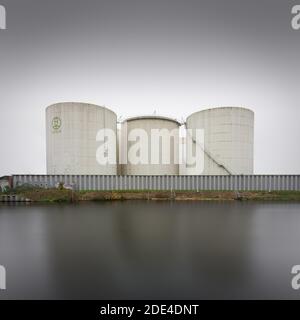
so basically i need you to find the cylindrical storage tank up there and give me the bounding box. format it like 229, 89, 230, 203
46, 102, 117, 175
120, 116, 180, 175
185, 107, 254, 175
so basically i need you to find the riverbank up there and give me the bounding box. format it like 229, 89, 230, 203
2, 188, 300, 202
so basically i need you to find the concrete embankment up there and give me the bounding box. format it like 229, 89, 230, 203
0, 194, 32, 203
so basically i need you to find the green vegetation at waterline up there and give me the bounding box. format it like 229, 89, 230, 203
1, 188, 300, 203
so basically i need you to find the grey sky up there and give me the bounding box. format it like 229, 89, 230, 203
0, 0, 299, 175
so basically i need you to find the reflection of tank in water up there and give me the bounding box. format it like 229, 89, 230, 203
112, 201, 253, 299
32, 201, 254, 299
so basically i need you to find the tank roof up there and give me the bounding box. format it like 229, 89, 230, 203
46, 102, 117, 115
123, 115, 181, 125
187, 106, 254, 121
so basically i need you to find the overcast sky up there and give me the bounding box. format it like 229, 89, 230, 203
0, 0, 299, 175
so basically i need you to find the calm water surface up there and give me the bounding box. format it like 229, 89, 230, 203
0, 201, 300, 299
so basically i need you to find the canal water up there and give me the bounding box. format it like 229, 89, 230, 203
0, 201, 300, 299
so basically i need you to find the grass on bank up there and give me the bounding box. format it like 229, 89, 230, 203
2, 187, 300, 202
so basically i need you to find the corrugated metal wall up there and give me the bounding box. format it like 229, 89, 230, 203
12, 175, 300, 191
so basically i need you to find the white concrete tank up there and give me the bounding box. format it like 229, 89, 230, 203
120, 116, 180, 175
46, 102, 117, 175
185, 107, 254, 175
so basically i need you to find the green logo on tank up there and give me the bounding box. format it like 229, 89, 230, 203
52, 117, 62, 130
